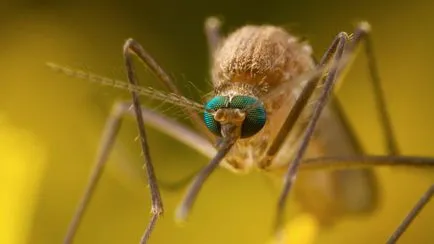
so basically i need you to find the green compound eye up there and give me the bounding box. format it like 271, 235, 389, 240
203, 95, 266, 138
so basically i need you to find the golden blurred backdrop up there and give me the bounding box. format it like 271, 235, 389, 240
1, 0, 434, 244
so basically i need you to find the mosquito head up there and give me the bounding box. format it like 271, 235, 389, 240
203, 95, 266, 139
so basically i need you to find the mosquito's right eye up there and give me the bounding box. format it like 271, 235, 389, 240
203, 96, 228, 136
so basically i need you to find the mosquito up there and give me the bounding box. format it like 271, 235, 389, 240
48, 16, 434, 244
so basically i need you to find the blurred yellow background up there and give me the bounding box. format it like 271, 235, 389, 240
1, 0, 434, 243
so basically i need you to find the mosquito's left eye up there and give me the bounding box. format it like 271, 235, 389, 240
231, 96, 266, 138
204, 96, 228, 136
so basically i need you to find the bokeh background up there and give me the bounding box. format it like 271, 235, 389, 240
1, 0, 434, 243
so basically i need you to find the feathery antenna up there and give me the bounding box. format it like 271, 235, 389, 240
46, 62, 205, 112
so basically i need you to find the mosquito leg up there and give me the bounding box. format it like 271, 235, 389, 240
123, 38, 214, 142
387, 184, 434, 244
175, 136, 236, 222
63, 101, 138, 244
275, 32, 349, 231
345, 22, 399, 155
300, 155, 434, 171
124, 39, 163, 244
204, 16, 223, 56
264, 31, 348, 163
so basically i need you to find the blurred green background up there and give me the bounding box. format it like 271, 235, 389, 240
1, 0, 434, 243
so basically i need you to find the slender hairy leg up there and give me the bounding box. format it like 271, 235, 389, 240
123, 38, 214, 142
175, 135, 236, 221
265, 29, 347, 161
274, 30, 350, 231
346, 23, 399, 155
265, 23, 387, 162
123, 39, 164, 244
315, 22, 398, 157
301, 155, 434, 171
387, 184, 434, 244
63, 101, 127, 244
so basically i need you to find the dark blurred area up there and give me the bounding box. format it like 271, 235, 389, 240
1, 0, 434, 243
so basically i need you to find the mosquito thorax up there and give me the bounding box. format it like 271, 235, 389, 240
203, 95, 266, 139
